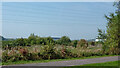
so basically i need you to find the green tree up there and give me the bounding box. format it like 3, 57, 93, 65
97, 29, 107, 44
44, 37, 54, 45
36, 38, 46, 45
28, 33, 37, 45
103, 1, 120, 55
57, 36, 71, 45
15, 38, 25, 46
71, 40, 78, 47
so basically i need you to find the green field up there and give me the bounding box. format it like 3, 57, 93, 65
63, 61, 119, 68
81, 61, 119, 66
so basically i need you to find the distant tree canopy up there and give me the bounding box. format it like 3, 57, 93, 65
0, 36, 14, 41
2, 33, 94, 50
44, 37, 55, 45
56, 36, 71, 45
28, 33, 38, 45
36, 37, 46, 45
15, 38, 26, 46
2, 34, 72, 48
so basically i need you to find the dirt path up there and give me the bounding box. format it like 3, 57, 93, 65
2, 56, 119, 68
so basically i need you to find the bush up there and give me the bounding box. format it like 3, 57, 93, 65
77, 39, 88, 48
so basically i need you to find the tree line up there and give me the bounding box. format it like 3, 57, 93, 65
2, 33, 97, 50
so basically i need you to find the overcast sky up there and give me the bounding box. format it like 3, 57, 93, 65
2, 2, 116, 40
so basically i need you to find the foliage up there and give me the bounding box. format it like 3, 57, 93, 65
44, 37, 55, 45
56, 36, 71, 46
77, 39, 88, 48
36, 38, 46, 45
102, 1, 120, 55
28, 33, 38, 45
15, 38, 26, 46
90, 42, 95, 46
71, 40, 78, 47
97, 29, 106, 39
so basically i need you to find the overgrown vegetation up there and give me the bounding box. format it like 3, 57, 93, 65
2, 34, 103, 63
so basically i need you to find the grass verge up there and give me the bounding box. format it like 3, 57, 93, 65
81, 61, 119, 66
2, 55, 118, 65
62, 61, 119, 68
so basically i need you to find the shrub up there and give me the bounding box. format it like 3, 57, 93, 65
77, 39, 88, 48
